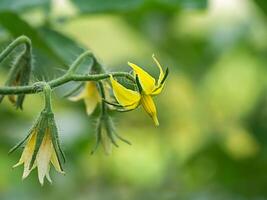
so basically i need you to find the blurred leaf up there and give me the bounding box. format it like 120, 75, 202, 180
0, 11, 66, 65
70, 0, 207, 13
159, 0, 207, 9
254, 0, 267, 16
39, 28, 86, 64
0, 0, 49, 12
0, 11, 90, 79
71, 0, 143, 13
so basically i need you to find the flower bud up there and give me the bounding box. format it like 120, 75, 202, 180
91, 115, 131, 155
10, 83, 65, 185
0, 47, 32, 109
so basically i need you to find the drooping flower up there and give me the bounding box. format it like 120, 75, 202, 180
91, 115, 131, 155
11, 111, 65, 185
69, 81, 101, 115
110, 55, 168, 126
0, 48, 32, 109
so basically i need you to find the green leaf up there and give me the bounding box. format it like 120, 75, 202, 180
71, 0, 143, 13
70, 0, 207, 13
0, 11, 66, 65
0, 0, 49, 12
160, 0, 207, 9
39, 28, 85, 64
254, 0, 267, 16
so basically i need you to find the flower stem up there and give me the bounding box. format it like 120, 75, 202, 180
43, 83, 52, 112
0, 35, 31, 64
0, 72, 134, 95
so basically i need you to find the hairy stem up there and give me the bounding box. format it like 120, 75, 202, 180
0, 72, 134, 95
0, 35, 31, 64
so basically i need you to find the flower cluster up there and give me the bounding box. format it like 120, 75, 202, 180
1, 37, 168, 185
69, 55, 168, 154
10, 84, 65, 185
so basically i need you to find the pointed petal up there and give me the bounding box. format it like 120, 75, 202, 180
45, 166, 52, 183
110, 75, 140, 109
140, 95, 159, 126
22, 165, 33, 179
152, 84, 165, 95
152, 54, 164, 84
51, 149, 65, 174
83, 82, 100, 115
68, 90, 85, 101
14, 131, 37, 179
128, 62, 155, 94
36, 131, 53, 185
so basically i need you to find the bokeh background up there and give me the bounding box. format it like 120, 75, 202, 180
1, 0, 267, 199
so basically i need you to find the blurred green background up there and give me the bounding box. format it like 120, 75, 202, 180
1, 0, 267, 199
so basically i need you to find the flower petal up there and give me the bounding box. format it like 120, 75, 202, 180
68, 90, 85, 102
140, 95, 159, 126
83, 82, 101, 115
152, 54, 164, 85
36, 130, 53, 185
110, 75, 140, 109
13, 131, 37, 179
128, 62, 155, 94
152, 84, 165, 95
51, 149, 65, 174
45, 166, 52, 184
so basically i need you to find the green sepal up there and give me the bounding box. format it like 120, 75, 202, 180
29, 110, 48, 169
8, 113, 42, 154
102, 98, 137, 109
111, 108, 135, 113
49, 115, 65, 171
108, 117, 131, 145
102, 98, 124, 107
104, 116, 118, 147
160, 68, 169, 85
91, 119, 102, 155
135, 75, 143, 93
113, 131, 131, 145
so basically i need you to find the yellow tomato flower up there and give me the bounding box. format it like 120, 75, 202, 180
11, 107, 65, 185
69, 81, 101, 115
13, 127, 64, 185
110, 55, 168, 126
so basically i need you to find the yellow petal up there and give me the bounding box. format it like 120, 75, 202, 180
36, 130, 53, 185
45, 165, 52, 184
110, 75, 140, 109
51, 149, 64, 174
83, 82, 101, 115
140, 95, 159, 126
128, 62, 155, 94
13, 131, 37, 179
151, 83, 165, 95
152, 54, 164, 85
70, 82, 100, 115
68, 91, 85, 101
151, 55, 168, 95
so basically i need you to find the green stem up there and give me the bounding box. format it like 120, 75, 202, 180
0, 41, 135, 97
0, 35, 31, 64
97, 81, 107, 115
67, 51, 93, 74
0, 72, 134, 95
43, 83, 52, 112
